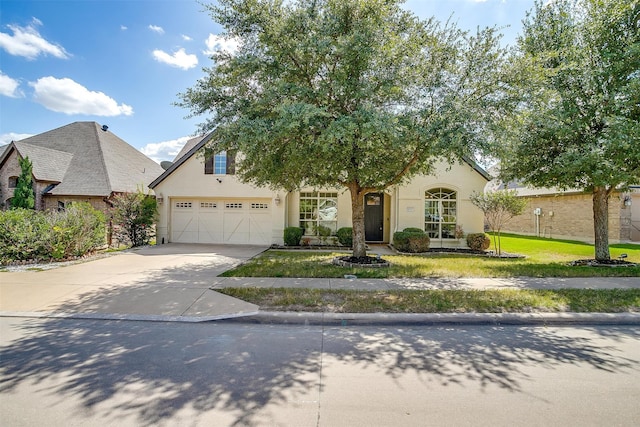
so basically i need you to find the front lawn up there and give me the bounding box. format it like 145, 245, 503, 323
221, 233, 640, 278
218, 288, 640, 313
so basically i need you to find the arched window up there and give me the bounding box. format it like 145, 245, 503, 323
425, 188, 457, 239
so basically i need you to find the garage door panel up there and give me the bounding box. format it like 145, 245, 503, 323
171, 198, 272, 244
171, 201, 198, 243
223, 212, 250, 243
198, 208, 223, 243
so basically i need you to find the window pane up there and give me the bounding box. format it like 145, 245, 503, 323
299, 191, 338, 236
214, 151, 227, 174
424, 188, 457, 239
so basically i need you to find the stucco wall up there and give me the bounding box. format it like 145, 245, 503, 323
502, 192, 634, 243
153, 154, 489, 247
393, 161, 488, 247
152, 154, 285, 245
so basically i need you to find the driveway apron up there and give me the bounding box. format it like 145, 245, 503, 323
0, 244, 267, 322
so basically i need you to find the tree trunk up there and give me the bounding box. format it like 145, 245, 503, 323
349, 185, 367, 258
592, 186, 611, 261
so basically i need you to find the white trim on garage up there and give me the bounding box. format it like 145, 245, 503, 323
170, 198, 272, 244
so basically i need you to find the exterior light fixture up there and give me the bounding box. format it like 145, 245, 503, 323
274, 195, 281, 206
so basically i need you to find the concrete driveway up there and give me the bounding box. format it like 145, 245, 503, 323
0, 244, 268, 321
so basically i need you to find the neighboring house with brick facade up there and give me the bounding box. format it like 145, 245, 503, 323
0, 122, 164, 212
494, 185, 640, 244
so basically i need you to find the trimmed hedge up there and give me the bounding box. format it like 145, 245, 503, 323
466, 232, 490, 251
283, 227, 303, 246
394, 228, 430, 253
336, 227, 353, 247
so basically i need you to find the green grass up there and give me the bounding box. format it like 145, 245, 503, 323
221, 233, 640, 278
217, 287, 640, 313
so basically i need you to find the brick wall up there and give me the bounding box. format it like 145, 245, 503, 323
502, 192, 632, 243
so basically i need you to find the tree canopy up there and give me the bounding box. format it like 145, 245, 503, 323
499, 0, 640, 260
180, 0, 516, 256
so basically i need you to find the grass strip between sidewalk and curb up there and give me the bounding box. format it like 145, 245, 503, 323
216, 288, 640, 314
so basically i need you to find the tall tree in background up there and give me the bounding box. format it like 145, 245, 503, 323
180, 0, 515, 258
11, 156, 35, 210
500, 0, 640, 261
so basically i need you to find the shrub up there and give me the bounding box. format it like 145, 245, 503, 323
111, 191, 157, 247
336, 227, 353, 247
0, 208, 48, 262
466, 232, 490, 251
393, 229, 430, 253
403, 227, 425, 234
0, 203, 106, 263
284, 226, 303, 246
47, 203, 106, 259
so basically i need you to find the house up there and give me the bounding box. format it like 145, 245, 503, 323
0, 122, 164, 212
494, 185, 640, 243
150, 132, 490, 247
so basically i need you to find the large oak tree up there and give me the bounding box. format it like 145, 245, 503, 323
500, 0, 640, 261
179, 0, 515, 257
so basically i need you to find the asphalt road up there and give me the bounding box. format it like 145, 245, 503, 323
1, 318, 639, 426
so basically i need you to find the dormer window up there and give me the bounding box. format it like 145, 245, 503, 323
204, 150, 236, 175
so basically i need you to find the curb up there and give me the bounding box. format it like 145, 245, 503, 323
0, 310, 259, 324
3, 310, 640, 326
221, 311, 640, 326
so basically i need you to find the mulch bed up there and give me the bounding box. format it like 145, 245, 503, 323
568, 259, 638, 267
333, 255, 390, 268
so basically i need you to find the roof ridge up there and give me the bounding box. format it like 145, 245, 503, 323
93, 122, 113, 193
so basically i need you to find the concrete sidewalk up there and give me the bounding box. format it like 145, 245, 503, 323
1, 244, 639, 325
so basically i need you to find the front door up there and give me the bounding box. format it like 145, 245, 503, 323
364, 193, 384, 241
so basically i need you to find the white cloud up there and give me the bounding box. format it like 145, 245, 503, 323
0, 71, 22, 98
203, 34, 240, 56
30, 76, 134, 116
152, 48, 198, 70
182, 34, 193, 41
0, 132, 34, 145
0, 18, 70, 60
139, 136, 191, 162
121, 25, 128, 31
149, 25, 165, 34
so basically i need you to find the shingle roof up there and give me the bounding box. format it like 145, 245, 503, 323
8, 122, 164, 196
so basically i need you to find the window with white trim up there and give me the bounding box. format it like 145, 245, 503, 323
299, 192, 338, 235
175, 202, 192, 208
425, 188, 457, 239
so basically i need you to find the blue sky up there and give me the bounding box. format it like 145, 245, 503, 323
0, 0, 535, 162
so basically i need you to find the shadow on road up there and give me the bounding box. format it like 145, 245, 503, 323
2, 314, 639, 425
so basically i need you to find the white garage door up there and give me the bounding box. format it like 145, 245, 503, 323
171, 199, 272, 244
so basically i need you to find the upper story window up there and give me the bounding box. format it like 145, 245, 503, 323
425, 187, 457, 239
8, 176, 18, 188
205, 150, 236, 175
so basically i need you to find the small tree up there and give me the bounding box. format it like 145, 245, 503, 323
470, 190, 526, 255
111, 190, 157, 247
11, 156, 35, 210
